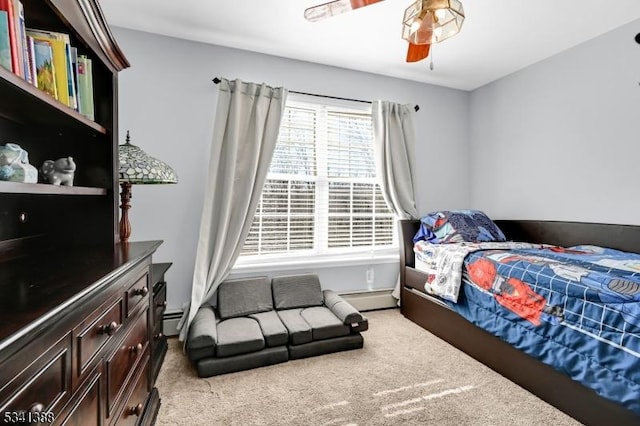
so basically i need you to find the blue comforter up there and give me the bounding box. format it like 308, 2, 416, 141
448, 245, 640, 414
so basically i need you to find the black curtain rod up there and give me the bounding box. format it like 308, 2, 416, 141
212, 77, 419, 112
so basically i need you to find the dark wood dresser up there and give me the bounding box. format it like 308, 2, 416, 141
0, 242, 163, 425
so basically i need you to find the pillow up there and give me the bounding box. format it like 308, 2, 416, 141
272, 274, 324, 310
413, 210, 506, 244
217, 276, 274, 319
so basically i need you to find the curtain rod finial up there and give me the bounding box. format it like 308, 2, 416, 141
414, 105, 420, 112
213, 77, 221, 84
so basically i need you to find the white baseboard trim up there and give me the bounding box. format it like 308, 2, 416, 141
339, 288, 398, 312
163, 311, 183, 337
162, 289, 398, 337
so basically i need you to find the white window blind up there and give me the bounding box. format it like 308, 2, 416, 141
241, 97, 395, 258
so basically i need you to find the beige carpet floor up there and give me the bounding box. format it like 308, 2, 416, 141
155, 309, 581, 425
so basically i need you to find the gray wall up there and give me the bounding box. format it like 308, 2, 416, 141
469, 19, 640, 224
112, 27, 469, 312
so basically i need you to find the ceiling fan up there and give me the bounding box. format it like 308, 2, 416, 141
304, 0, 465, 63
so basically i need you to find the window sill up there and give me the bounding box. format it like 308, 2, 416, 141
232, 251, 400, 274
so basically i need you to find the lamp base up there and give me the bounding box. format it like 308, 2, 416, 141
119, 182, 132, 243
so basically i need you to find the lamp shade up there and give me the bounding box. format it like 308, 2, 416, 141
118, 131, 178, 184
402, 0, 465, 45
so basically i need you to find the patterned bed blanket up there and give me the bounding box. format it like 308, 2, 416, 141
415, 241, 640, 334
415, 241, 640, 414
413, 241, 545, 302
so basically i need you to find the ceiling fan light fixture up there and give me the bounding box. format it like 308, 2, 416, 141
402, 0, 464, 45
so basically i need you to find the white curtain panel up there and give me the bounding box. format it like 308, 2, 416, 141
372, 101, 419, 302
178, 79, 287, 341
372, 100, 418, 220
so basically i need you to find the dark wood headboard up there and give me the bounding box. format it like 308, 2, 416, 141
494, 220, 640, 253
399, 220, 420, 270
399, 219, 640, 272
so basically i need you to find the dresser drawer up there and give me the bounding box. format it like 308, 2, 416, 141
105, 310, 148, 418
75, 296, 124, 384
125, 272, 150, 318
153, 283, 167, 331
152, 281, 166, 338
114, 357, 150, 426
0, 333, 72, 422
56, 366, 102, 426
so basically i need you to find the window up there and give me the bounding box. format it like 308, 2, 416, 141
240, 96, 396, 260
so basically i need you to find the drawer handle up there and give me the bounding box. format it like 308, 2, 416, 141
98, 321, 120, 336
133, 287, 149, 297
29, 403, 44, 414
129, 343, 143, 354
128, 403, 144, 417
156, 301, 167, 308
14, 403, 44, 422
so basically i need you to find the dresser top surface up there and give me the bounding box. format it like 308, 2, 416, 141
0, 240, 162, 351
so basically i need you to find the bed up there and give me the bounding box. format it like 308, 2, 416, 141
399, 217, 640, 426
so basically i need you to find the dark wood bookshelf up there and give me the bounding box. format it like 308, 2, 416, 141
0, 181, 107, 195
0, 1, 161, 425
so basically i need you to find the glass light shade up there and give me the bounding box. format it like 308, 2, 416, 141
118, 132, 178, 184
402, 0, 464, 45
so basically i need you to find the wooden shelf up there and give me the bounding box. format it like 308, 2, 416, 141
0, 181, 107, 195
0, 67, 106, 134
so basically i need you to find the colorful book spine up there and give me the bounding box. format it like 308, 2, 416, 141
0, 0, 18, 75
86, 56, 94, 119
32, 38, 57, 99
69, 46, 79, 109
0, 10, 11, 71
64, 42, 76, 109
15, 0, 29, 83
77, 54, 93, 120
26, 34, 35, 85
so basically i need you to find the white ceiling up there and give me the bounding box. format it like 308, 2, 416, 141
100, 0, 640, 91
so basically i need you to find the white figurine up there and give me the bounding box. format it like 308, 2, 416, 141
41, 157, 76, 186
0, 143, 38, 183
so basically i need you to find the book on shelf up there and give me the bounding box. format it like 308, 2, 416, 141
25, 34, 35, 85
69, 46, 80, 108
0, 3, 96, 119
64, 43, 76, 109
86, 56, 94, 120
26, 29, 70, 107
15, 0, 30, 84
0, 10, 10, 71
32, 38, 57, 99
69, 46, 80, 91
0, 0, 19, 75
77, 54, 94, 120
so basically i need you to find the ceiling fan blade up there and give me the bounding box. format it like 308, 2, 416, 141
304, 0, 384, 23
406, 43, 430, 63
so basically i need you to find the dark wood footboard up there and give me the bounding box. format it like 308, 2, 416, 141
398, 219, 640, 426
